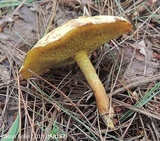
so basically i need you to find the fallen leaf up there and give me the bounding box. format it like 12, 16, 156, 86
0, 6, 43, 70
133, 0, 157, 16
136, 40, 146, 56
0, 15, 13, 32
124, 60, 159, 80
0, 64, 10, 81
123, 40, 159, 81
54, 5, 78, 26
134, 40, 147, 61
59, 0, 94, 7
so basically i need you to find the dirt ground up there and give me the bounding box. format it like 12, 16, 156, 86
0, 0, 160, 141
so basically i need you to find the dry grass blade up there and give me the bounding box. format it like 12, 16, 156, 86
30, 71, 93, 126
114, 98, 160, 121
112, 73, 160, 95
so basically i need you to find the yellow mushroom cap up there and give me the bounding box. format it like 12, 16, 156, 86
20, 15, 132, 79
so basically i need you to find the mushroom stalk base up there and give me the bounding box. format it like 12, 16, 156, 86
74, 51, 114, 128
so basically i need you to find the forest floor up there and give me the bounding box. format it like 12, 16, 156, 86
0, 0, 160, 140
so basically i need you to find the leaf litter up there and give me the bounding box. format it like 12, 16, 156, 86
124, 40, 159, 82
0, 0, 160, 140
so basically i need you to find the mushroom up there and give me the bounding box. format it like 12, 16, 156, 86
20, 15, 132, 128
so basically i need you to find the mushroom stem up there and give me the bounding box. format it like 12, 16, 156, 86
74, 51, 114, 128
